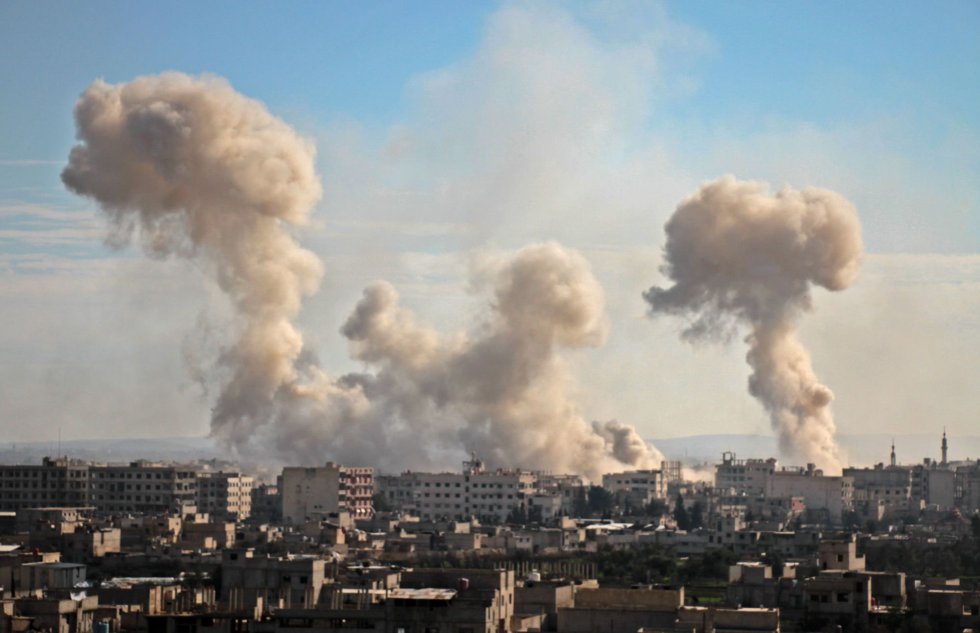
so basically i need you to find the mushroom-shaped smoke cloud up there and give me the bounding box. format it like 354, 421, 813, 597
643, 176, 863, 473
62, 73, 662, 479
62, 73, 323, 447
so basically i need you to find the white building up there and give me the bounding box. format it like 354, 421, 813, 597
767, 466, 853, 523
601, 469, 667, 506
377, 456, 543, 523
715, 453, 777, 496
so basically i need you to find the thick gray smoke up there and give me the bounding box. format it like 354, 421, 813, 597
643, 176, 863, 473
62, 73, 323, 447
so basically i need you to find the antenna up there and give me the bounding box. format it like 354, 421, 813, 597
58, 427, 62, 459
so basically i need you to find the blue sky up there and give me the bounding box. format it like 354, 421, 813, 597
0, 1, 977, 452
2, 1, 977, 252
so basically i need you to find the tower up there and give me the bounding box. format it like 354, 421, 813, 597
941, 429, 948, 466
890, 439, 896, 467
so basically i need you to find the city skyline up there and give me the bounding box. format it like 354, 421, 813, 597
1, 2, 977, 471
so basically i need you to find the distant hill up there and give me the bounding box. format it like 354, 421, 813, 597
1, 432, 977, 470
0, 436, 221, 465
650, 433, 980, 468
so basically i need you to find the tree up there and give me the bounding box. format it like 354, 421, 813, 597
572, 486, 589, 517
506, 505, 528, 524
372, 492, 392, 512
587, 485, 614, 516
673, 494, 690, 531
644, 498, 667, 519
689, 502, 704, 529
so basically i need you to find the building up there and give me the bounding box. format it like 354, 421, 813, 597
0, 458, 91, 511
220, 549, 327, 610
601, 469, 667, 508
766, 465, 853, 524
196, 472, 254, 521
89, 461, 198, 514
281, 462, 373, 524
715, 453, 777, 496
844, 464, 914, 517
376, 457, 540, 523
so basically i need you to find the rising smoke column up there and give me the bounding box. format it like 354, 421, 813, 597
334, 242, 664, 479
643, 176, 863, 473
62, 73, 323, 447
60, 73, 662, 477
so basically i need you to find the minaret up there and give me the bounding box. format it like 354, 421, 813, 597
890, 439, 896, 467
941, 429, 948, 466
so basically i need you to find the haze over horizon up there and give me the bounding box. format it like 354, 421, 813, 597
1, 2, 977, 473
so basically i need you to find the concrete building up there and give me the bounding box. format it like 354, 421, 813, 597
557, 586, 684, 633
803, 571, 871, 630
817, 535, 865, 572
0, 458, 200, 514
844, 464, 914, 517
196, 472, 254, 521
89, 461, 198, 515
601, 469, 667, 508
220, 549, 327, 611
714, 454, 853, 524
0, 458, 91, 511
767, 465, 853, 524
281, 463, 373, 524
715, 454, 777, 496
61, 527, 121, 563
376, 458, 539, 523
1, 595, 100, 633
250, 483, 281, 523
17, 561, 87, 593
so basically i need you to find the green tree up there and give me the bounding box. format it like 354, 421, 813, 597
587, 485, 614, 516
506, 505, 528, 524
644, 498, 667, 519
572, 486, 589, 517
689, 502, 704, 529
674, 494, 691, 531
372, 492, 392, 512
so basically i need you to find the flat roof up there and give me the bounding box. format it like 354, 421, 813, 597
22, 562, 86, 569
387, 588, 457, 601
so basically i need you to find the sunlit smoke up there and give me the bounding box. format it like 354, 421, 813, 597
63, 73, 663, 479
643, 176, 863, 473
62, 72, 323, 447
272, 243, 664, 479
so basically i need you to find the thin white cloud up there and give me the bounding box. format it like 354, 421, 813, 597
0, 159, 61, 167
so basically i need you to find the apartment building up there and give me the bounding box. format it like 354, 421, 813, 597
0, 458, 91, 511
377, 457, 540, 523
196, 471, 254, 521
89, 461, 198, 514
601, 469, 667, 505
0, 458, 255, 516
715, 453, 777, 496
281, 462, 374, 524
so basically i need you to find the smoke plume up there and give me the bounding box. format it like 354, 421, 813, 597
344, 242, 665, 478
272, 242, 663, 479
643, 176, 863, 473
62, 73, 660, 478
62, 73, 323, 446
